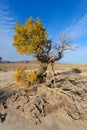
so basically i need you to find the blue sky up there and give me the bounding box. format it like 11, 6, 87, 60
0, 0, 87, 64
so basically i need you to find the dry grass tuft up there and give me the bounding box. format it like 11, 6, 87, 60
72, 68, 82, 73
13, 67, 38, 89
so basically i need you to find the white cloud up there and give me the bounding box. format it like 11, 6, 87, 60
0, 1, 17, 61
58, 14, 87, 64
63, 14, 87, 39
0, 2, 15, 40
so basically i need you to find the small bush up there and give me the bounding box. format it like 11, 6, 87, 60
14, 67, 38, 88
72, 68, 81, 73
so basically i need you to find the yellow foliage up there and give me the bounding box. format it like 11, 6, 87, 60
13, 17, 51, 56
14, 67, 38, 88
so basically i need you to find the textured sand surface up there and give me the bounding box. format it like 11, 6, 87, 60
0, 67, 87, 130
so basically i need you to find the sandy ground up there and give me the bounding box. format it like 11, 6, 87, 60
0, 67, 87, 130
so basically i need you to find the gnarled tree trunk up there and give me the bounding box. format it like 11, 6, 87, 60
36, 63, 48, 83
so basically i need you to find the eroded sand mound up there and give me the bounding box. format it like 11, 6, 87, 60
0, 71, 87, 130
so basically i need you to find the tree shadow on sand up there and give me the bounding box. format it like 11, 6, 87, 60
0, 84, 18, 103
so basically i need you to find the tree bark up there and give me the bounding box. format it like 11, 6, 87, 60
36, 63, 47, 76
51, 62, 56, 87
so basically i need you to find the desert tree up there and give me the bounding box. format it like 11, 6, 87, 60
13, 17, 52, 75
13, 17, 76, 86
0, 57, 2, 62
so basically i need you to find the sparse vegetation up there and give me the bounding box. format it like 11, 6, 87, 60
72, 68, 82, 73
14, 67, 38, 89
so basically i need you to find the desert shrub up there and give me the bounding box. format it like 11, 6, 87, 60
72, 68, 81, 73
14, 67, 38, 88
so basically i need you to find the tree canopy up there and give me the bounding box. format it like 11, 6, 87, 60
13, 17, 52, 63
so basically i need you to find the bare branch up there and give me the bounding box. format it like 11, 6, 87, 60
48, 34, 77, 63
